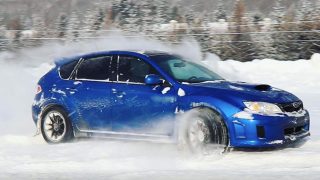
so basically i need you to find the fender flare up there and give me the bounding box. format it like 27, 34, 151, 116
185, 106, 230, 145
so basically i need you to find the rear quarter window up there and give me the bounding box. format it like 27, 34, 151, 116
59, 60, 78, 79
76, 56, 112, 80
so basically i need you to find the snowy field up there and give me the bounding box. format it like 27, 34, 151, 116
0, 39, 319, 179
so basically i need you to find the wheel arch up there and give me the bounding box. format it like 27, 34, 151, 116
189, 106, 230, 144
178, 96, 239, 146
179, 96, 238, 125
37, 103, 76, 135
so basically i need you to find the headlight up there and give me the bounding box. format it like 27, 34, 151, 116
244, 101, 283, 115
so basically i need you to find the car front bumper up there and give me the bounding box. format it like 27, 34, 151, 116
230, 110, 310, 148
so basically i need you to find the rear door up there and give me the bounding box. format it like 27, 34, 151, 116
70, 55, 115, 131
110, 55, 178, 136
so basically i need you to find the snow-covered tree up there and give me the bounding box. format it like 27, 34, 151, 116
190, 17, 211, 53
111, 0, 121, 22
296, 1, 319, 59
214, 0, 227, 21
140, 0, 157, 33
308, 1, 320, 56
209, 19, 232, 60
155, 0, 170, 25
228, 0, 257, 62
82, 9, 97, 38
24, 13, 47, 48
0, 15, 8, 51
270, 0, 285, 23
170, 6, 180, 21
117, 0, 131, 27
32, 13, 46, 38
121, 1, 141, 32
272, 5, 300, 60
55, 14, 68, 39
252, 18, 277, 59
101, 7, 114, 30
92, 8, 105, 31
296, 0, 313, 22
66, 11, 81, 42
201, 11, 211, 25
88, 7, 106, 37
7, 17, 23, 50
184, 6, 196, 25
21, 15, 32, 30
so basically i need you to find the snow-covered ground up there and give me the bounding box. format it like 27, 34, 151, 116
0, 39, 319, 179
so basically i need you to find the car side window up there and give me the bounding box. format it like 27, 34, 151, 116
118, 56, 159, 83
60, 60, 78, 79
76, 56, 112, 80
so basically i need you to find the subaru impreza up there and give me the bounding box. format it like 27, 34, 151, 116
32, 51, 310, 151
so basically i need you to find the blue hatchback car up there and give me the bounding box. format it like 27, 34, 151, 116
32, 50, 310, 150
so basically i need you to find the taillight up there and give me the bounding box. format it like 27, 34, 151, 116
36, 85, 42, 94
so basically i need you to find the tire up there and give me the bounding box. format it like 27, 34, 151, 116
180, 108, 229, 154
40, 106, 74, 144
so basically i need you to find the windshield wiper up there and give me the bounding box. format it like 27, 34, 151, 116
196, 80, 226, 83
179, 79, 225, 84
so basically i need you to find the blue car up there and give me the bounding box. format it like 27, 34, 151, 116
32, 50, 310, 151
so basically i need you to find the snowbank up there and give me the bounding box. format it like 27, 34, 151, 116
204, 53, 320, 93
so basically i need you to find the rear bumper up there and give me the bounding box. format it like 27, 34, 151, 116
229, 110, 310, 148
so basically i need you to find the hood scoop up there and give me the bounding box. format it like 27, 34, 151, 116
254, 84, 271, 91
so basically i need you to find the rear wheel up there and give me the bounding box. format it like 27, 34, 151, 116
40, 107, 74, 144
181, 108, 229, 154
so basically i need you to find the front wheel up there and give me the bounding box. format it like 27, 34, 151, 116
40, 107, 74, 144
179, 108, 229, 154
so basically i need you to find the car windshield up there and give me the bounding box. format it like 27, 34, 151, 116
152, 55, 224, 83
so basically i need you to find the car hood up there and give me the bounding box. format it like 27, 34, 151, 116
187, 81, 300, 104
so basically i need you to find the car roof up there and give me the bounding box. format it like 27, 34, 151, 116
54, 50, 173, 66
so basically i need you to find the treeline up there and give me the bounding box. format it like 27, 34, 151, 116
0, 0, 319, 61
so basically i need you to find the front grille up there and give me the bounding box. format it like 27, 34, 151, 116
284, 126, 304, 135
277, 101, 303, 112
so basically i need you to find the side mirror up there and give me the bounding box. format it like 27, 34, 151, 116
145, 74, 163, 85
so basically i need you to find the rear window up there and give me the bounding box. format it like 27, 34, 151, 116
59, 60, 78, 79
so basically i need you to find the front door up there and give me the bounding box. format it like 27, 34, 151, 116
111, 55, 177, 136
